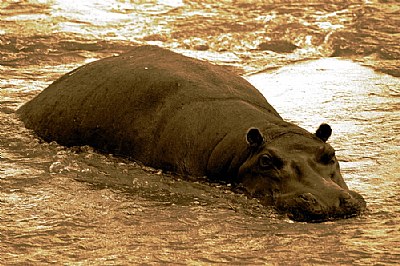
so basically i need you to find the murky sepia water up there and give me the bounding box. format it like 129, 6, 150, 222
1, 0, 399, 264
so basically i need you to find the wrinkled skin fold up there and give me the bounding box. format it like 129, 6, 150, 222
18, 45, 366, 222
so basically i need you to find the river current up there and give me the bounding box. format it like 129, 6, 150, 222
0, 0, 399, 265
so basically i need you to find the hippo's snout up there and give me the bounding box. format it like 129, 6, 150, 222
276, 190, 366, 222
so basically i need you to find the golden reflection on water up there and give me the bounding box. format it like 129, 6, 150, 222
49, 0, 183, 40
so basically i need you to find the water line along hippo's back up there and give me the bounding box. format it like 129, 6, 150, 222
18, 45, 366, 222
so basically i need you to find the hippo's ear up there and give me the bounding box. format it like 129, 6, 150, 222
246, 127, 265, 148
315, 123, 332, 142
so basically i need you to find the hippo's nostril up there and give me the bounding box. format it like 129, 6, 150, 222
298, 193, 318, 204
339, 192, 356, 207
348, 190, 367, 209
297, 193, 322, 212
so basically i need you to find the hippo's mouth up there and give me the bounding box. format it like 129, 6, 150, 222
274, 190, 367, 222
284, 205, 364, 223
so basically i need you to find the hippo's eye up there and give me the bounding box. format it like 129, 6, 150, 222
259, 155, 273, 168
259, 154, 283, 169
320, 152, 335, 165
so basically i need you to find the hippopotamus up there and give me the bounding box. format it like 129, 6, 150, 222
18, 45, 366, 222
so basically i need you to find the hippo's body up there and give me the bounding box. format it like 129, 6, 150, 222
18, 45, 366, 222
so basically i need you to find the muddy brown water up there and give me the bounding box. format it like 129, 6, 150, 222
1, 1, 399, 264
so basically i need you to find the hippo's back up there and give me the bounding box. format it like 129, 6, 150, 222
18, 45, 280, 172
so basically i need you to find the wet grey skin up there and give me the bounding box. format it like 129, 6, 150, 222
17, 45, 366, 222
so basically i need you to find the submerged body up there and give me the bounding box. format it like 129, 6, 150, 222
18, 45, 366, 222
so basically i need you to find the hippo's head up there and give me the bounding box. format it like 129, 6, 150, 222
237, 124, 366, 222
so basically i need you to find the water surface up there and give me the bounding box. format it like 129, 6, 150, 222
1, 1, 399, 264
